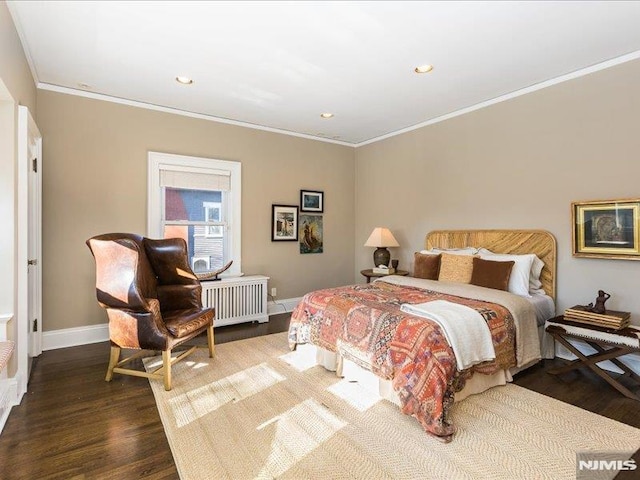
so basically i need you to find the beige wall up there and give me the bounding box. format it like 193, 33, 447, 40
0, 1, 36, 374
355, 58, 640, 324
0, 1, 36, 112
37, 90, 355, 331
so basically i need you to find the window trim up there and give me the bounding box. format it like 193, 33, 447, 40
203, 201, 224, 238
148, 151, 242, 276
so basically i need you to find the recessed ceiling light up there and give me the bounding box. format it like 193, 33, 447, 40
176, 76, 194, 85
320, 113, 334, 119
414, 65, 434, 74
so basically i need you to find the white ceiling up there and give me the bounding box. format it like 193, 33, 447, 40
8, 1, 640, 146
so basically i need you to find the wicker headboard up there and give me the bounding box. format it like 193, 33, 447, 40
425, 229, 557, 300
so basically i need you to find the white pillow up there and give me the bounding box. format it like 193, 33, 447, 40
529, 256, 544, 291
422, 247, 478, 256
478, 251, 535, 297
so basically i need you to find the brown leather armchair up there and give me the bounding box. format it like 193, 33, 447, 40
86, 233, 215, 390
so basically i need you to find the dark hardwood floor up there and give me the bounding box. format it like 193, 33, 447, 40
1, 313, 638, 479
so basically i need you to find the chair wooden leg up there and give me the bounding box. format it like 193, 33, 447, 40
163, 350, 172, 391
105, 346, 120, 382
207, 324, 215, 358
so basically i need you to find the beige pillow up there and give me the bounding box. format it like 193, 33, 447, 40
438, 253, 476, 283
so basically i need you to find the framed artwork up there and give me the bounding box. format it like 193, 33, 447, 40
271, 205, 298, 241
299, 215, 323, 254
572, 198, 640, 260
300, 190, 324, 213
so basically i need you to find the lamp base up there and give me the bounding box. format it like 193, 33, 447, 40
373, 247, 391, 267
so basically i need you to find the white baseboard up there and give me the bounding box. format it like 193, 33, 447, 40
43, 324, 109, 351
14, 372, 25, 405
555, 338, 640, 376
41, 297, 302, 351
268, 297, 302, 316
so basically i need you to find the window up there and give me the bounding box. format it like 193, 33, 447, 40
148, 152, 241, 277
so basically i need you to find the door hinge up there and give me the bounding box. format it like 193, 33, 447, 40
33, 318, 38, 332
32, 157, 38, 173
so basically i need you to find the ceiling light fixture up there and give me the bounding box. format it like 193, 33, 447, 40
320, 113, 334, 119
176, 76, 194, 85
414, 65, 434, 74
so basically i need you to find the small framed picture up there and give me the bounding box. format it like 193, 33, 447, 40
300, 190, 324, 213
272, 205, 298, 241
572, 198, 640, 260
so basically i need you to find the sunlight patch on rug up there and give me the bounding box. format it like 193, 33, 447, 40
279, 343, 319, 372
168, 362, 285, 428
144, 355, 209, 371
326, 378, 382, 412
255, 398, 347, 478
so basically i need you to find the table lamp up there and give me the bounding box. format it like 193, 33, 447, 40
364, 227, 399, 267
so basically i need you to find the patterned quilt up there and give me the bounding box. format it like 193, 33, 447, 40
288, 280, 517, 442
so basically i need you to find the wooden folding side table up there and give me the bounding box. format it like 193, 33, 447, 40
545, 316, 640, 401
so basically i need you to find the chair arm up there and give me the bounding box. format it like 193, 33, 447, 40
106, 299, 171, 350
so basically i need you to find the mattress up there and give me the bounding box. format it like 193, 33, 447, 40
527, 293, 556, 327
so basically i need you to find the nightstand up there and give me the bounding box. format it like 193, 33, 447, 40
360, 269, 409, 284
545, 315, 640, 401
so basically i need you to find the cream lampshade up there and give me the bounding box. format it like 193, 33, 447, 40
364, 227, 399, 267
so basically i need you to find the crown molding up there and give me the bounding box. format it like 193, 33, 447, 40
34, 47, 640, 149
36, 83, 355, 147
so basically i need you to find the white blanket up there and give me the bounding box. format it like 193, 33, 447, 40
400, 300, 496, 371
381, 276, 541, 368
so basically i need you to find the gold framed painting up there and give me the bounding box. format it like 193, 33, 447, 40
572, 198, 640, 260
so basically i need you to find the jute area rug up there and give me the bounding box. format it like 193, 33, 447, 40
145, 332, 640, 480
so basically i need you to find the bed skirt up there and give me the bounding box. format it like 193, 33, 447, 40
305, 324, 550, 405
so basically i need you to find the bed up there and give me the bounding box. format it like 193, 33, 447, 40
288, 229, 557, 442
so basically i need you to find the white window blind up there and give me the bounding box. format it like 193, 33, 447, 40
160, 170, 230, 191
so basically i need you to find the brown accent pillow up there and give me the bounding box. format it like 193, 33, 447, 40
470, 257, 515, 291
438, 253, 476, 283
413, 252, 441, 280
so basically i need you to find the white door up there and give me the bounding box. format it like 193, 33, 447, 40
17, 106, 42, 380
27, 126, 42, 357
